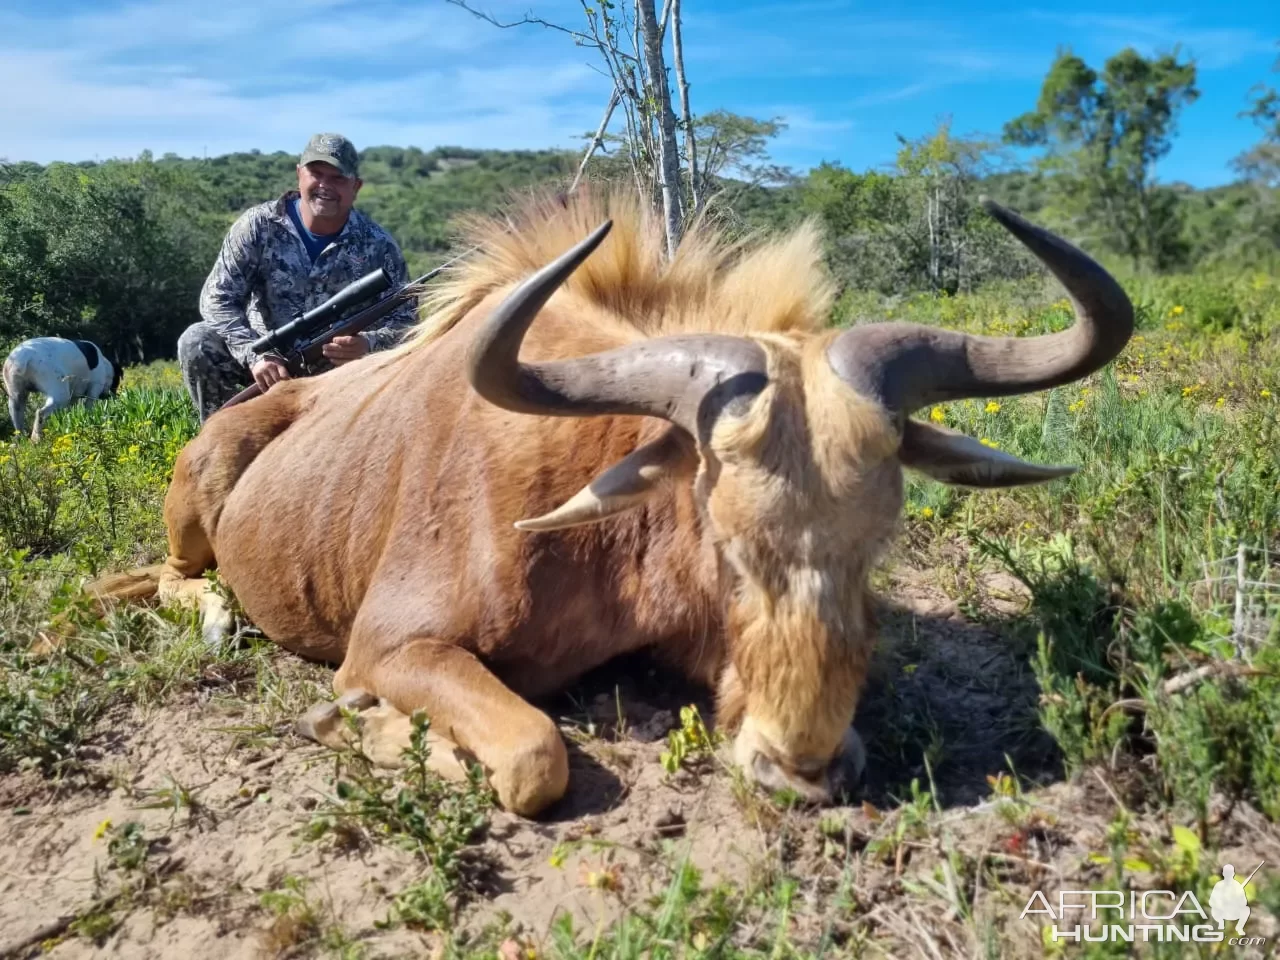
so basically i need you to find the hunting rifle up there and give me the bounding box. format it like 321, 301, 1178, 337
216, 246, 477, 412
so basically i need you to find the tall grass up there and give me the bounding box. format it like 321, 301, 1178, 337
1, 371, 196, 566
887, 271, 1280, 830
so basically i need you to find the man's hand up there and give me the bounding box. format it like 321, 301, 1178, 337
321, 335, 370, 365
251, 357, 292, 392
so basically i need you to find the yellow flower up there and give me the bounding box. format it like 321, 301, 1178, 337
984, 401, 1001, 414
929, 406, 945, 423
979, 438, 999, 449
93, 819, 112, 841
1263, 389, 1273, 399
1169, 304, 1185, 316
920, 506, 934, 519
1216, 397, 1225, 407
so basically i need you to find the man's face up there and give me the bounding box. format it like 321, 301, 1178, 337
297, 161, 361, 222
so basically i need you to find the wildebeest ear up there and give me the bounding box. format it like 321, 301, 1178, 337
897, 418, 1076, 488
515, 426, 697, 531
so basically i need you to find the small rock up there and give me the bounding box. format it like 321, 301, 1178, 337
654, 806, 686, 837
635, 709, 675, 742
904, 595, 959, 619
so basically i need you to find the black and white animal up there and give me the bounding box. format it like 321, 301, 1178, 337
2, 337, 122, 442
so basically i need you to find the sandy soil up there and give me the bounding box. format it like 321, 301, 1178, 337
3, 566, 1277, 959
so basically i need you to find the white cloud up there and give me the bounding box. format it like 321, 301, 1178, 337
1026, 11, 1273, 70
849, 82, 937, 108
0, 0, 1265, 190
0, 0, 610, 163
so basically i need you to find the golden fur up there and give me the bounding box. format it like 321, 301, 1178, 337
402, 185, 837, 353
84, 185, 957, 816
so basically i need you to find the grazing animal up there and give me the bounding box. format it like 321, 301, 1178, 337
84, 189, 1133, 817
3, 336, 123, 441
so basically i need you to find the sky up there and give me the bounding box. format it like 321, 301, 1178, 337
1, 0, 1276, 188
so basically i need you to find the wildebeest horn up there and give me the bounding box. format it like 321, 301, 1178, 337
826, 197, 1134, 418
466, 220, 769, 436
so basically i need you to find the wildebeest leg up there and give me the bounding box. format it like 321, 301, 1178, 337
85, 435, 233, 646
153, 444, 236, 649
330, 637, 570, 818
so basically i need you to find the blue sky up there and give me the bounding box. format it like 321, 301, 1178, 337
1, 0, 1276, 187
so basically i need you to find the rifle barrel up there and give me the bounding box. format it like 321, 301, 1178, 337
251, 267, 392, 355
214, 240, 488, 416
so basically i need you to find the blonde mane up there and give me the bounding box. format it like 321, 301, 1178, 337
399, 184, 838, 352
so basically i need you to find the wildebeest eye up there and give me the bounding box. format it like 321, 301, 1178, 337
695, 371, 768, 440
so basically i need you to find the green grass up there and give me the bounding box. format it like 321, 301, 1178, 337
2, 258, 1278, 958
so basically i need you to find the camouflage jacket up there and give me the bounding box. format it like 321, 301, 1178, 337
198, 191, 417, 369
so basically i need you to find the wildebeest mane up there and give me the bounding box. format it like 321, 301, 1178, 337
402, 185, 838, 354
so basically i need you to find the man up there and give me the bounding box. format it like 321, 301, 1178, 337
179, 133, 417, 423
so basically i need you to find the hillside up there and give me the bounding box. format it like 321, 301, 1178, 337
1, 143, 1276, 365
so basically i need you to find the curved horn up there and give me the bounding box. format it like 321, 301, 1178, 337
465, 220, 769, 436
827, 197, 1134, 417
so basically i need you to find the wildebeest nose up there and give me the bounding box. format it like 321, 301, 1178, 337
750, 750, 835, 803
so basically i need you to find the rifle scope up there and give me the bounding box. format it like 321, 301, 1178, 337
251, 267, 393, 355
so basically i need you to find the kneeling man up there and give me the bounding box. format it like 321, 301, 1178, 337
179, 133, 417, 422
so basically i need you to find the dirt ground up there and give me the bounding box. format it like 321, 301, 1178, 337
3, 565, 1277, 959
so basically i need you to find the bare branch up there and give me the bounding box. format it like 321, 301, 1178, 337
700, 133, 723, 199
670, 0, 698, 217
444, 0, 637, 63
578, 0, 649, 197
453, 0, 690, 254
571, 87, 621, 194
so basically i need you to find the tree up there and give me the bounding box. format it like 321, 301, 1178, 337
1004, 47, 1199, 271
798, 120, 1037, 296
894, 119, 1004, 294
0, 158, 222, 362
445, 0, 785, 258
591, 109, 790, 218
1234, 42, 1280, 186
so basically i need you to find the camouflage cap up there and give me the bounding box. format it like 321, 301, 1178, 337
299, 133, 360, 178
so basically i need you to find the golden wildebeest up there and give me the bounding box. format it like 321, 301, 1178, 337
87, 188, 1132, 817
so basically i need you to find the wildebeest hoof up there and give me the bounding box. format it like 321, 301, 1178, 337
335, 688, 378, 712
295, 688, 379, 748
296, 700, 348, 750
198, 589, 235, 652
295, 693, 474, 783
